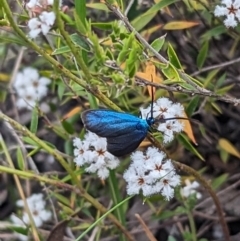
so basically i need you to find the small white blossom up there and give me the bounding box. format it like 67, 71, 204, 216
141, 98, 184, 143
123, 147, 181, 199
73, 132, 120, 179
10, 193, 52, 229
27, 0, 62, 9
27, 0, 38, 8
13, 67, 50, 110
214, 0, 240, 28
180, 179, 202, 199
28, 11, 55, 38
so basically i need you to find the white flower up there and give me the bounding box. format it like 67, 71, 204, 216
28, 11, 55, 38
13, 67, 50, 110
11, 193, 52, 228
180, 179, 202, 199
26, 0, 38, 8
27, 0, 62, 9
141, 98, 184, 143
16, 94, 36, 110
214, 0, 240, 28
123, 147, 181, 199
28, 18, 42, 38
73, 132, 120, 179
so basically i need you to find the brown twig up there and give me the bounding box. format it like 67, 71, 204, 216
192, 56, 240, 76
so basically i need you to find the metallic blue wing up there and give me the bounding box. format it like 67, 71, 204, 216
81, 109, 149, 137
81, 109, 150, 156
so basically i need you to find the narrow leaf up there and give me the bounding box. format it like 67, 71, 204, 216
197, 41, 209, 69
178, 134, 204, 161
30, 107, 38, 134
167, 43, 182, 69
219, 138, 240, 159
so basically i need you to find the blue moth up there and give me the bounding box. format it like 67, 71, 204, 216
81, 109, 155, 157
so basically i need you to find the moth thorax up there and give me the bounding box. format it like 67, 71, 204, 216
146, 117, 155, 126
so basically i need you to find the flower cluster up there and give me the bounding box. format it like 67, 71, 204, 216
141, 97, 185, 143
214, 0, 240, 28
26, 0, 62, 38
10, 193, 52, 240
123, 147, 180, 199
13, 67, 51, 110
180, 179, 202, 199
73, 132, 120, 179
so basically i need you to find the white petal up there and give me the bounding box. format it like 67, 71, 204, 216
161, 184, 174, 200
224, 14, 238, 27
28, 18, 41, 30
10, 214, 25, 226
39, 11, 56, 26
214, 5, 228, 17
38, 76, 51, 85
39, 209, 52, 221
222, 0, 234, 7
41, 23, 51, 35
32, 214, 43, 227
29, 28, 42, 38
97, 167, 110, 179
26, 0, 38, 8
235, 9, 240, 21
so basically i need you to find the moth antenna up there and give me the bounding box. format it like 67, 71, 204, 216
150, 75, 154, 119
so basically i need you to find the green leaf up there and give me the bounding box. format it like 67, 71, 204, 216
211, 174, 228, 190
215, 73, 226, 88
30, 107, 38, 134
203, 69, 219, 88
91, 22, 113, 30
86, 3, 109, 11
125, 48, 139, 78
57, 79, 66, 100
186, 96, 200, 116
70, 33, 91, 51
167, 43, 182, 69
177, 82, 196, 90
54, 193, 71, 206
131, 0, 179, 31
22, 137, 38, 146
202, 25, 226, 40
52, 46, 72, 55
61, 120, 75, 135
178, 134, 204, 161
150, 35, 166, 53
9, 226, 28, 236
75, 0, 86, 23
210, 101, 222, 114
216, 84, 234, 95
181, 73, 204, 86
117, 49, 129, 63
16, 147, 25, 170
109, 170, 126, 227
74, 9, 87, 35
52, 34, 91, 55
0, 35, 27, 46
162, 63, 180, 81
197, 41, 209, 69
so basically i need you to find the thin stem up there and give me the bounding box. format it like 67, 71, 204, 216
54, 0, 92, 81
174, 161, 230, 241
